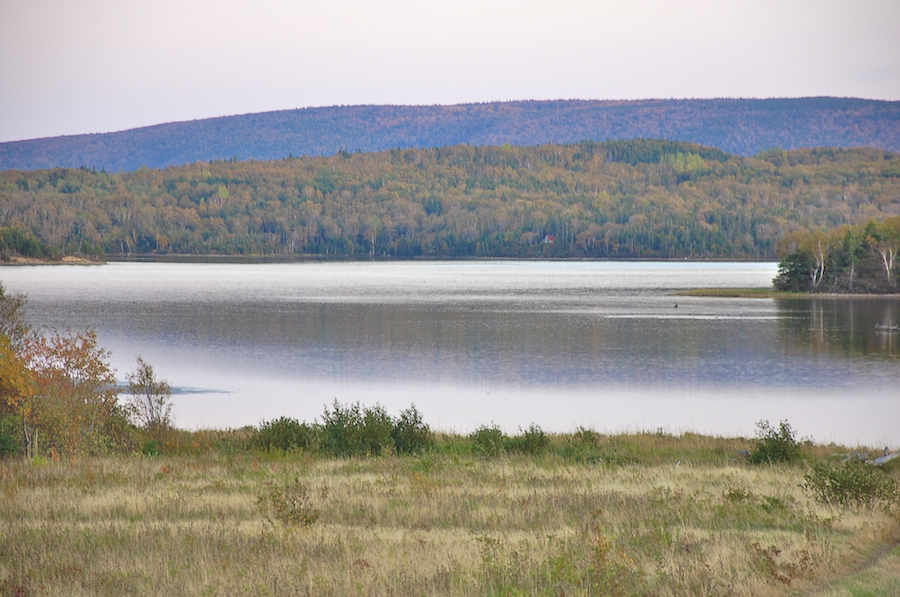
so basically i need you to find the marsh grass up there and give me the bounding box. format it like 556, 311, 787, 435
1, 432, 898, 596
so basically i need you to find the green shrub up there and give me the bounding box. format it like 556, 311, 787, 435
254, 417, 318, 453
470, 424, 506, 457
320, 400, 393, 457
804, 459, 899, 509
391, 404, 434, 454
558, 427, 605, 463
506, 423, 551, 455
320, 401, 363, 456
750, 420, 801, 464
141, 439, 161, 456
361, 403, 394, 456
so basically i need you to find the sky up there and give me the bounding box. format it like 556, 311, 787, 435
1, 0, 899, 143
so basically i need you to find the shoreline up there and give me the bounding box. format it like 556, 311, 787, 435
676, 287, 900, 299
0, 255, 103, 266
105, 253, 777, 264
2, 253, 781, 266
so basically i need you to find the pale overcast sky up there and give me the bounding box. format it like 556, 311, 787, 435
1, 0, 898, 143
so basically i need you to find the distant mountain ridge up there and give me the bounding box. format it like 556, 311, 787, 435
2, 97, 899, 172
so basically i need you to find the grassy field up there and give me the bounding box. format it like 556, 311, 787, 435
1, 432, 898, 597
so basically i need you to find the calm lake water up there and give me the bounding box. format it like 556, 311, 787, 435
2, 261, 898, 445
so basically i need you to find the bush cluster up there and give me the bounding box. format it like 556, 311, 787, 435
251, 402, 434, 457
556, 427, 607, 463
470, 425, 507, 457
249, 412, 553, 460
804, 459, 899, 509
750, 420, 801, 464
505, 423, 551, 455
391, 404, 436, 455
254, 417, 318, 453
469, 423, 551, 457
320, 401, 395, 457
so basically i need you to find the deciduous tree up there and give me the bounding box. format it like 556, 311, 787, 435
24, 329, 120, 456
126, 357, 172, 440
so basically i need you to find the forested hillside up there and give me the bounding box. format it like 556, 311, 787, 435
1, 140, 898, 261
2, 98, 899, 172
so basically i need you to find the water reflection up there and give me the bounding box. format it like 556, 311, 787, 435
73, 300, 786, 386
777, 298, 900, 358
53, 293, 898, 398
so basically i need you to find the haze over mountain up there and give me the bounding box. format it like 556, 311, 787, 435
1, 98, 898, 173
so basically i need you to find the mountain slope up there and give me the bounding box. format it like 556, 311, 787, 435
2, 98, 898, 172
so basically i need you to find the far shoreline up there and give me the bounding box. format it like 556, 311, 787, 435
102, 253, 780, 264
0, 255, 103, 266
676, 287, 900, 299
2, 253, 782, 266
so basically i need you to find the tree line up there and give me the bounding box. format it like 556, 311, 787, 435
1, 140, 899, 261
774, 216, 900, 293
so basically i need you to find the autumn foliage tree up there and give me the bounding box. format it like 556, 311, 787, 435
0, 283, 31, 456
1, 284, 156, 458
0, 335, 31, 411
23, 330, 121, 456
0, 334, 32, 456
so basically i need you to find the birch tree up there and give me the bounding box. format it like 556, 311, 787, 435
868, 219, 899, 286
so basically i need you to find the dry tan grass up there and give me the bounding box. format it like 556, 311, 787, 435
807, 543, 900, 597
1, 447, 898, 596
